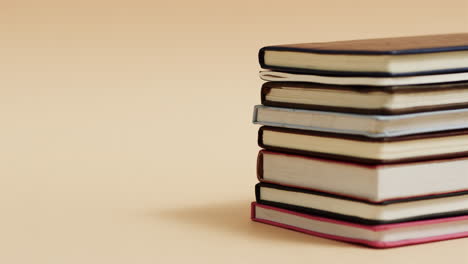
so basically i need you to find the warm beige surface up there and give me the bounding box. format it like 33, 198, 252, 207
1, 0, 468, 263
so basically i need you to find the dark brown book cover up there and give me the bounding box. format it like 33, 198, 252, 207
261, 81, 468, 115
259, 33, 468, 76
262, 33, 468, 54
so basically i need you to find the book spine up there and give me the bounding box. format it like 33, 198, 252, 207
258, 47, 266, 68
250, 202, 256, 220
254, 183, 261, 202
256, 150, 264, 181
260, 83, 271, 105
257, 127, 266, 149
252, 105, 260, 124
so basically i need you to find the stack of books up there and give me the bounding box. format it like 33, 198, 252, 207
251, 33, 468, 248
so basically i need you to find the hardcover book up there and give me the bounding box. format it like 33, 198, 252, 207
251, 202, 468, 248
259, 33, 468, 77
257, 150, 468, 202
258, 126, 468, 164
255, 183, 468, 225
260, 81, 468, 115
253, 105, 468, 138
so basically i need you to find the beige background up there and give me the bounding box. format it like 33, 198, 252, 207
1, 0, 468, 263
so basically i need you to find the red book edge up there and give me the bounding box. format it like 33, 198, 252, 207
251, 202, 468, 248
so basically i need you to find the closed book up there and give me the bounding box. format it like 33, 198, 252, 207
251, 202, 468, 248
257, 150, 468, 202
253, 105, 468, 138
260, 81, 468, 115
259, 33, 468, 77
255, 183, 468, 225
258, 126, 468, 164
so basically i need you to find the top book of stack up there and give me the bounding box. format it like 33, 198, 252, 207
259, 33, 468, 79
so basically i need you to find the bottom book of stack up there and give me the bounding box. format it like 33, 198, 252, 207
251, 202, 468, 248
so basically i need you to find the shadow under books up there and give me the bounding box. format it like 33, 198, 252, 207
156, 200, 353, 248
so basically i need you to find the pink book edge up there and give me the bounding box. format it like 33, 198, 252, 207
251, 202, 468, 248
